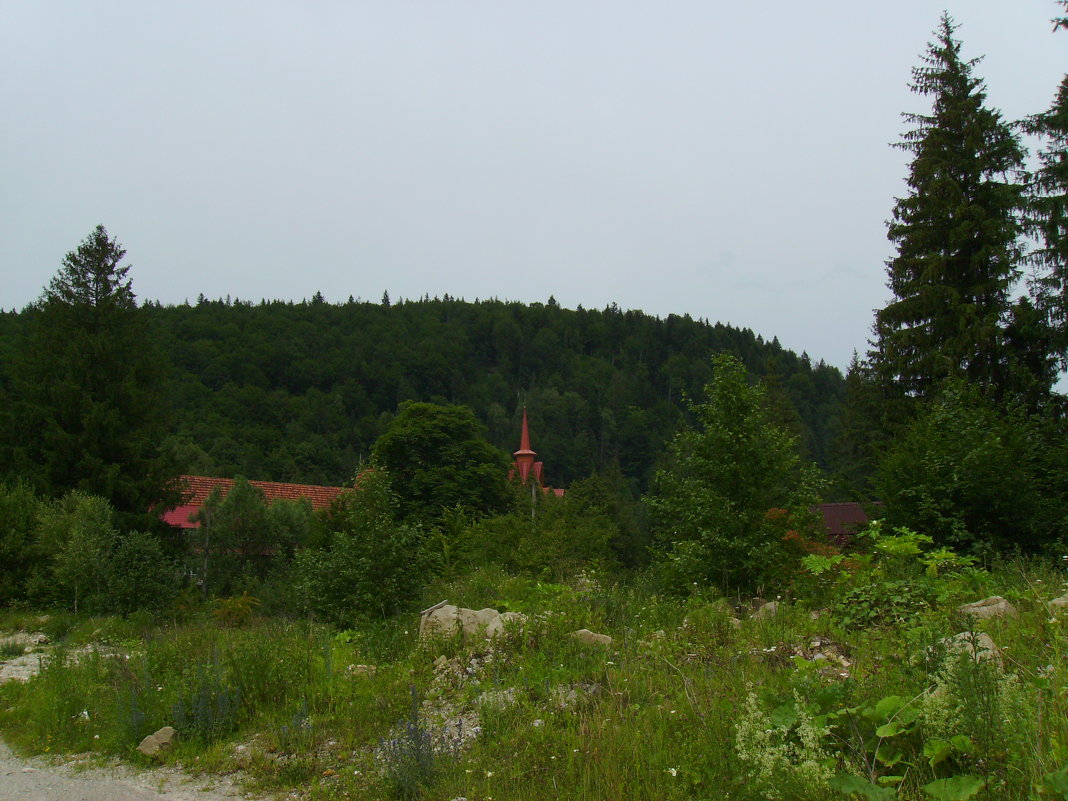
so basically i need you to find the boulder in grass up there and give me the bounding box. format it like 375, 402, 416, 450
137, 726, 176, 757
958, 596, 1016, 620
571, 628, 612, 647
940, 632, 1002, 669
1049, 594, 1068, 611
752, 601, 779, 620
419, 601, 526, 640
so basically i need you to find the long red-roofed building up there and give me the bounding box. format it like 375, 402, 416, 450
161, 474, 349, 530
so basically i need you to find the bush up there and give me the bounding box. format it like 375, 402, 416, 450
106, 530, 180, 616
467, 485, 618, 578
876, 381, 1062, 554
645, 353, 824, 594
294, 468, 429, 625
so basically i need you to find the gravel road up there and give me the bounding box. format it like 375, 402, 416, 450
0, 738, 261, 801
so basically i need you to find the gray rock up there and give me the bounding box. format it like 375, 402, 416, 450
752, 601, 779, 620
419, 602, 526, 640
571, 628, 612, 647
1049, 594, 1068, 610
941, 632, 1002, 669
136, 726, 176, 757
958, 596, 1016, 620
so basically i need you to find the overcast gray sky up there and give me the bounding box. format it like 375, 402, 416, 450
2, 1, 1064, 371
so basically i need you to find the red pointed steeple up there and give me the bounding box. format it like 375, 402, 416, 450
513, 408, 536, 458
513, 407, 537, 483
508, 408, 564, 496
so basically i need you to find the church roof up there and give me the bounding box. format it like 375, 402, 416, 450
160, 474, 348, 529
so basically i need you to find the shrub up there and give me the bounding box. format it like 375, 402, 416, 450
294, 468, 429, 625
645, 354, 824, 594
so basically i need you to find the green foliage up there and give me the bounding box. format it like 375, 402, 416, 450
828, 772, 896, 800
212, 592, 261, 627
2, 226, 178, 524
379, 690, 443, 800
0, 295, 847, 492
646, 353, 825, 593
105, 530, 180, 617
371, 401, 512, 525
294, 468, 429, 624
1022, 9, 1068, 370
192, 478, 314, 597
0, 481, 43, 606
875, 382, 1063, 553
1, 556, 1067, 800
922, 775, 985, 800
799, 520, 989, 628
467, 485, 619, 578
29, 491, 117, 613
872, 15, 1029, 404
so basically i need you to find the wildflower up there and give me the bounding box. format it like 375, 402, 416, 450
485, 770, 494, 778
667, 767, 678, 777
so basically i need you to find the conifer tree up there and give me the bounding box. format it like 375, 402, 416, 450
872, 14, 1026, 402
6, 226, 177, 525
1024, 3, 1068, 367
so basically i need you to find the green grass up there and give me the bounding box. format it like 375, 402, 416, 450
1, 562, 1067, 800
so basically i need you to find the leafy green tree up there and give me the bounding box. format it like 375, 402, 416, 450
105, 530, 180, 616
5, 226, 177, 526
0, 482, 43, 606
645, 354, 824, 593
1024, 4, 1068, 368
371, 401, 511, 524
876, 381, 1061, 553
294, 468, 428, 623
30, 491, 117, 613
468, 480, 620, 578
872, 15, 1027, 403
192, 477, 310, 596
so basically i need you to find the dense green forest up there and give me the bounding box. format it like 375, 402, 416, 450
1, 291, 846, 492
1, 7, 1066, 607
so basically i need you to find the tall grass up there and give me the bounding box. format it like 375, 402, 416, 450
0, 562, 1066, 799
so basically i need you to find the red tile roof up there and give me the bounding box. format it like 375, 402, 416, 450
161, 475, 350, 529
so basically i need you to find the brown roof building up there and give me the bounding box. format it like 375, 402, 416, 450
161, 474, 348, 529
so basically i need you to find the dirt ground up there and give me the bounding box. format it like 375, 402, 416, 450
0, 737, 263, 801
0, 632, 266, 801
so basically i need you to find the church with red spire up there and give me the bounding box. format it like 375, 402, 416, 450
509, 408, 565, 496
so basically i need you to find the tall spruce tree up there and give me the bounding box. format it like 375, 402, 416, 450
1024, 3, 1068, 368
872, 14, 1027, 403
6, 226, 176, 526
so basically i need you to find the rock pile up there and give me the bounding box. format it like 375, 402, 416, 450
418, 602, 526, 640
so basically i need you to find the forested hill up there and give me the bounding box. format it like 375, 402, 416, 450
3, 295, 846, 490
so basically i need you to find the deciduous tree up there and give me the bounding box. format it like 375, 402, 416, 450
645, 354, 824, 593
371, 401, 511, 524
